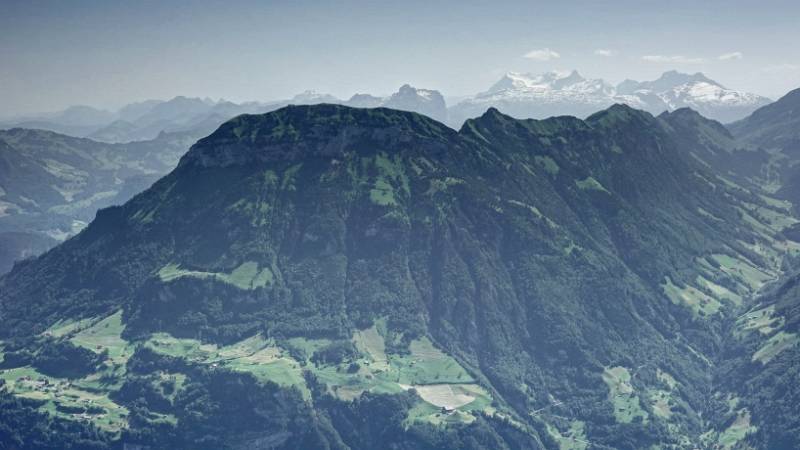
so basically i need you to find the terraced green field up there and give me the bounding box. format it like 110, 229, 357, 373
144, 323, 493, 425
0, 365, 130, 433
144, 333, 308, 396
7, 311, 496, 433
662, 276, 722, 317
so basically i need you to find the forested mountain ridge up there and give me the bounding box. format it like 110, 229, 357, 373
1, 104, 798, 449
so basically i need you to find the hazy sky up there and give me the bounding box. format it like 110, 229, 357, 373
2, 0, 799, 117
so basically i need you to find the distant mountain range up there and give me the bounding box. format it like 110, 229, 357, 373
0, 128, 204, 272
1, 71, 771, 142
448, 70, 771, 125
0, 85, 447, 144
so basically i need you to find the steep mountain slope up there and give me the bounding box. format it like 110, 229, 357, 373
659, 108, 773, 189
0, 232, 57, 274
729, 88, 800, 151
729, 88, 800, 210
0, 104, 796, 449
712, 269, 800, 450
0, 128, 203, 272
449, 71, 770, 127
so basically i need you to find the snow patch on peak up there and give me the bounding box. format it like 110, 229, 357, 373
390, 84, 442, 103
489, 70, 586, 94
291, 90, 340, 104
477, 70, 614, 104
660, 81, 767, 108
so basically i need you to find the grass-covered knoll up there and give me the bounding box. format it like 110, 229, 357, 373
712, 254, 776, 290
157, 261, 273, 289
285, 336, 333, 359
390, 337, 474, 385
741, 201, 799, 234
546, 420, 588, 450
648, 389, 673, 419
335, 332, 474, 388
228, 198, 272, 226
656, 368, 678, 390
735, 305, 784, 337
35, 311, 130, 387
645, 367, 684, 423
695, 275, 743, 306
662, 276, 723, 317
352, 322, 388, 370
69, 310, 130, 361
43, 316, 98, 339
362, 152, 410, 207
694, 253, 778, 300
404, 401, 477, 427
401, 384, 493, 427
716, 409, 757, 449
602, 366, 648, 424
751, 331, 799, 364
574, 176, 610, 193
425, 176, 464, 196
534, 155, 559, 176
407, 384, 489, 410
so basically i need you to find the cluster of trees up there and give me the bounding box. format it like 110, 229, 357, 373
0, 339, 105, 379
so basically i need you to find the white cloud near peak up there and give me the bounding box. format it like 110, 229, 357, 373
718, 51, 743, 61
594, 49, 616, 57
523, 48, 560, 61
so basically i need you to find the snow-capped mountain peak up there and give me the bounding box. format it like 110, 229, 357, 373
448, 70, 771, 125
623, 71, 771, 120
393, 84, 439, 102
485, 70, 590, 95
